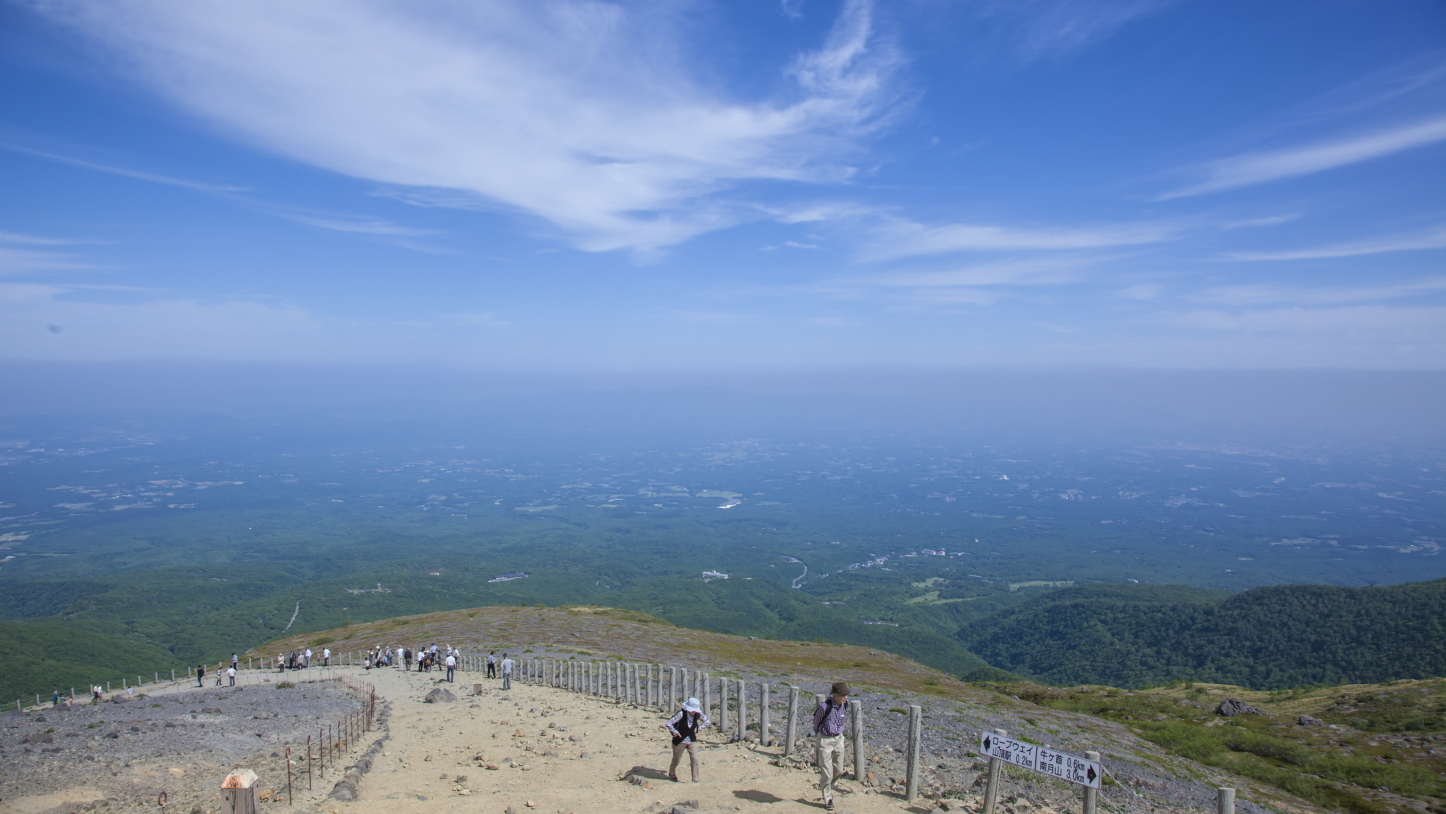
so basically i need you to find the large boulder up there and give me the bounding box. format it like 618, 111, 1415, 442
423, 688, 457, 704
1297, 715, 1325, 727
1215, 698, 1266, 717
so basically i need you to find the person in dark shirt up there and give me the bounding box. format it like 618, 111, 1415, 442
664, 696, 712, 782
812, 682, 852, 810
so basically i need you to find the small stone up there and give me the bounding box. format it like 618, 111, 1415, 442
168, 768, 185, 777
1298, 715, 1325, 727
505, 807, 518, 814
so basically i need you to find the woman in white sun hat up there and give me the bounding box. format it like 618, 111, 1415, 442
664, 696, 712, 782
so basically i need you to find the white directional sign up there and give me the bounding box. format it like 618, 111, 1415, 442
979, 732, 1102, 789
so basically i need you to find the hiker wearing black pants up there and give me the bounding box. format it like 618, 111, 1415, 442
196, 664, 205, 688
486, 651, 497, 678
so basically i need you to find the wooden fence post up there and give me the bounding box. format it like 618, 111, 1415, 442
738, 682, 749, 742
851, 699, 865, 782
982, 728, 1006, 814
1218, 788, 1235, 814
221, 769, 259, 814
720, 679, 731, 736
760, 684, 772, 747
703, 673, 713, 721
905, 705, 922, 802
784, 685, 798, 756
1083, 751, 1100, 814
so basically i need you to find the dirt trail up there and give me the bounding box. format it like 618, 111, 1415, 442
354, 665, 970, 814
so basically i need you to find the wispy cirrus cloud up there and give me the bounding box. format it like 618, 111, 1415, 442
35, 0, 901, 255
285, 215, 439, 239
861, 216, 1178, 261
1226, 223, 1446, 261
1193, 278, 1446, 306
973, 0, 1178, 58
1, 143, 249, 194
1161, 116, 1446, 199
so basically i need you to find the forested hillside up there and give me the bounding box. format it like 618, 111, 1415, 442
959, 579, 1446, 689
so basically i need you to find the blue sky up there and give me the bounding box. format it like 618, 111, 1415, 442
1, 0, 1444, 369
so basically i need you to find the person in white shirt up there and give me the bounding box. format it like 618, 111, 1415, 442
444, 653, 457, 682
303, 648, 312, 668
323, 647, 331, 667
500, 654, 514, 690
227, 666, 237, 686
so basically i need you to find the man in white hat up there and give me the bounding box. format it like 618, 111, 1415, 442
665, 696, 712, 782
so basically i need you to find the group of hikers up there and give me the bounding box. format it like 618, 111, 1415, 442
353, 644, 515, 686
662, 680, 854, 810
272, 646, 329, 672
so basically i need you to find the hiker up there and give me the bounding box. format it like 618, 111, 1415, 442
231, 653, 239, 670
665, 696, 712, 783
445, 652, 457, 682
812, 681, 852, 811
91, 684, 102, 702
277, 654, 286, 673
500, 653, 514, 690
227, 666, 237, 686
403, 648, 413, 670
196, 664, 206, 688
486, 651, 497, 679
323, 647, 331, 667
304, 648, 313, 668
52, 690, 60, 706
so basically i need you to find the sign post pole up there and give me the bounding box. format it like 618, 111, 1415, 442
982, 728, 1006, 814
1083, 751, 1100, 814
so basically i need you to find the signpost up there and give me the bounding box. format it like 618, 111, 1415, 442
979, 731, 1101, 789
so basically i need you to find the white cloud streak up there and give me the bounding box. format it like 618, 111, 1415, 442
975, 0, 1177, 58
862, 217, 1177, 261
1193, 278, 1446, 306
1163, 116, 1446, 199
35, 0, 899, 254
1, 143, 249, 193
1227, 224, 1446, 261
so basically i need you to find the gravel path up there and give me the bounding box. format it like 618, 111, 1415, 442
0, 671, 370, 814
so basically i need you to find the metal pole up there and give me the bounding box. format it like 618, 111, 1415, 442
1218, 788, 1236, 814
285, 746, 293, 805
784, 685, 798, 756
905, 705, 922, 802
982, 728, 1006, 814
760, 684, 771, 748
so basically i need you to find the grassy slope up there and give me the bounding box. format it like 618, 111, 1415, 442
976, 678, 1446, 814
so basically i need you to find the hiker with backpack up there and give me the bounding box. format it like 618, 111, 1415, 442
812, 682, 852, 811
665, 696, 712, 783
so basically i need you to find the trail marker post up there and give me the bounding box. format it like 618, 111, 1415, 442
1083, 751, 1100, 814
1218, 788, 1236, 814
982, 728, 1006, 814
221, 769, 259, 814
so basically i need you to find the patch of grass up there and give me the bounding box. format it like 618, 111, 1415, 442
276, 681, 295, 689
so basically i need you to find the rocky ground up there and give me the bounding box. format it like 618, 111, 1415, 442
0, 674, 368, 814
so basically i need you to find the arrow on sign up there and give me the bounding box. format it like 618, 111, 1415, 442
1088, 766, 1097, 784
